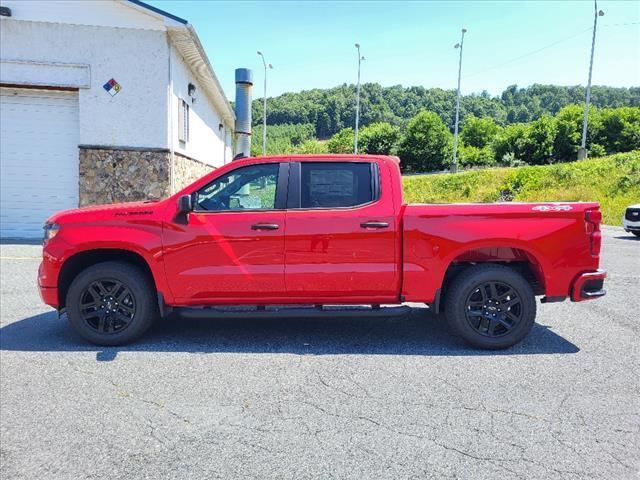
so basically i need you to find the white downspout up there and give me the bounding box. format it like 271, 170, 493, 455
167, 36, 175, 194
223, 125, 227, 165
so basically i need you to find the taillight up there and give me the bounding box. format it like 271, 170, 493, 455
590, 231, 602, 256
585, 210, 602, 224
585, 209, 602, 256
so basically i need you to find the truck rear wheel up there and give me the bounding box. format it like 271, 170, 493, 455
66, 261, 158, 346
444, 264, 536, 349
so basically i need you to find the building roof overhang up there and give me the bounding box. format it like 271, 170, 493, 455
168, 25, 235, 129
122, 0, 235, 128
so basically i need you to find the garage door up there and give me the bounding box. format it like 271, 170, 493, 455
1, 88, 79, 238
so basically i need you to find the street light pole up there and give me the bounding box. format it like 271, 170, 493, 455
257, 51, 273, 156
578, 1, 604, 160
451, 28, 467, 174
354, 43, 365, 154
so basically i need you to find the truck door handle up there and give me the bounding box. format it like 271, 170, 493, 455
360, 221, 389, 229
251, 223, 280, 231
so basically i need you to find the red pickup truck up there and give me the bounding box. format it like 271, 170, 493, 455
39, 154, 606, 349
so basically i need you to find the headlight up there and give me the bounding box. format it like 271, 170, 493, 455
43, 223, 60, 243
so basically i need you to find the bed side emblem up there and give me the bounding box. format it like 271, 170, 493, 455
532, 205, 573, 212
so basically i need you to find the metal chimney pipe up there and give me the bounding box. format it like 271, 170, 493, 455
234, 68, 253, 159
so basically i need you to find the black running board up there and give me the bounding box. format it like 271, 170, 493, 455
175, 305, 412, 320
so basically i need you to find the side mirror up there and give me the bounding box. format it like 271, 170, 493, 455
177, 194, 193, 214
175, 194, 193, 225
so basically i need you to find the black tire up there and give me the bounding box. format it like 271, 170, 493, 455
66, 261, 158, 345
444, 264, 536, 350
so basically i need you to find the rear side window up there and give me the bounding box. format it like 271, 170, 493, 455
300, 162, 374, 208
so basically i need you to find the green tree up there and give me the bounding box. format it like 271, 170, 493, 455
397, 111, 453, 172
250, 83, 640, 140
595, 107, 640, 154
461, 116, 500, 148
492, 123, 529, 164
553, 104, 584, 162
293, 139, 329, 154
522, 115, 557, 164
242, 92, 639, 164
359, 122, 401, 154
250, 123, 315, 156
458, 145, 497, 168
553, 104, 609, 161
327, 128, 355, 153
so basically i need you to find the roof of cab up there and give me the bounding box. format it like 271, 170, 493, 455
233, 154, 401, 164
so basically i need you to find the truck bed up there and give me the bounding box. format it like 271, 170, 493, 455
401, 202, 601, 303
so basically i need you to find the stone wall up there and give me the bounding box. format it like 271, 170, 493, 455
79, 147, 170, 206
174, 152, 215, 191
79, 147, 216, 206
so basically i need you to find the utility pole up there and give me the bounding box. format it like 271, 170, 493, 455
354, 43, 365, 154
257, 51, 273, 156
578, 1, 604, 160
451, 28, 467, 173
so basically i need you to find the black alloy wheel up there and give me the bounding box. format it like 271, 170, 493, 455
66, 261, 158, 346
444, 264, 536, 349
79, 279, 137, 334
464, 281, 522, 338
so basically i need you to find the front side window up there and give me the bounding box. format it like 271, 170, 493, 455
300, 162, 374, 208
195, 163, 279, 211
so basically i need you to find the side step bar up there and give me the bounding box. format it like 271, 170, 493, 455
175, 305, 412, 320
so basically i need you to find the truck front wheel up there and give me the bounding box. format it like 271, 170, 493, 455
66, 261, 158, 346
444, 264, 536, 349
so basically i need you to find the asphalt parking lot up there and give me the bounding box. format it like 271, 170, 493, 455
1, 227, 638, 480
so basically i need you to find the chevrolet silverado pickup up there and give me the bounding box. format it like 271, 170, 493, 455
39, 154, 607, 349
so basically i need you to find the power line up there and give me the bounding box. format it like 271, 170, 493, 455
463, 27, 593, 79
601, 22, 640, 27
463, 21, 638, 80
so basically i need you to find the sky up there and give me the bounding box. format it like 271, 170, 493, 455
147, 0, 640, 99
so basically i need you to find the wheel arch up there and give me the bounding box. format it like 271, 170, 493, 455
435, 244, 549, 313
57, 249, 157, 309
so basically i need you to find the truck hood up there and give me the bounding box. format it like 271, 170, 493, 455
47, 200, 165, 225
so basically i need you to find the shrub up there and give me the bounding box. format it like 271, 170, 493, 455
521, 115, 557, 164
458, 145, 497, 168
327, 128, 355, 154
359, 122, 401, 155
554, 104, 585, 161
594, 107, 640, 154
492, 123, 529, 163
293, 139, 329, 154
461, 116, 501, 149
397, 110, 453, 172
250, 123, 316, 156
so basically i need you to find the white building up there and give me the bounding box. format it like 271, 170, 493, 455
0, 0, 236, 238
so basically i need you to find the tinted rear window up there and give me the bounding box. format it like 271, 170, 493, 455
300, 162, 374, 208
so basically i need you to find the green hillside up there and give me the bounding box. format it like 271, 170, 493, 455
402, 151, 640, 225
253, 83, 640, 139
